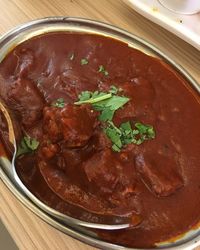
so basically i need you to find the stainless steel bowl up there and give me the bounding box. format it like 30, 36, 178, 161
0, 17, 200, 250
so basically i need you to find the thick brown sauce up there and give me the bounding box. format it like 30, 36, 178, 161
0, 33, 200, 248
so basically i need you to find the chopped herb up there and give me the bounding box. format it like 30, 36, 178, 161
98, 65, 109, 76
69, 53, 74, 60
77, 91, 92, 102
52, 98, 65, 108
112, 144, 121, 152
75, 86, 129, 121
75, 92, 112, 105
98, 107, 115, 121
104, 121, 156, 152
81, 58, 89, 65
16, 136, 39, 157
109, 85, 123, 94
75, 86, 155, 152
94, 95, 129, 121
135, 122, 155, 140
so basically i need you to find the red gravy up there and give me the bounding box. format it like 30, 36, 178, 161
0, 33, 200, 248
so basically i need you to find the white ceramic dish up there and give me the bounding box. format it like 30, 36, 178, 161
125, 0, 200, 50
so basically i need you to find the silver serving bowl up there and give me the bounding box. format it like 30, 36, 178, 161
0, 17, 200, 250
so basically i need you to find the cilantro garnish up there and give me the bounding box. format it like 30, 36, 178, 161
98, 65, 109, 76
109, 85, 122, 94
81, 58, 89, 65
75, 86, 155, 152
75, 91, 112, 105
93, 95, 129, 121
52, 98, 65, 108
16, 136, 39, 157
104, 121, 155, 152
135, 122, 155, 141
75, 86, 129, 121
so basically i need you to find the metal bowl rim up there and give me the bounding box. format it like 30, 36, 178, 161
0, 16, 200, 250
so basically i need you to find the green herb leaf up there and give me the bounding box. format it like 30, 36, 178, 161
112, 144, 121, 152
75, 93, 112, 105
16, 136, 39, 157
75, 86, 129, 121
99, 108, 115, 121
104, 96, 129, 111
24, 137, 39, 150
104, 121, 156, 152
104, 121, 122, 151
93, 95, 129, 121
78, 91, 92, 102
52, 98, 65, 108
135, 122, 155, 139
109, 85, 118, 94
98, 65, 109, 76
81, 58, 89, 65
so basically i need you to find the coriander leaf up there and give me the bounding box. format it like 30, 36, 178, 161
98, 65, 109, 76
52, 98, 65, 108
75, 87, 129, 121
132, 129, 140, 135
146, 126, 156, 139
104, 121, 156, 152
112, 144, 121, 152
99, 108, 115, 122
91, 91, 107, 99
92, 98, 110, 110
135, 122, 148, 134
135, 122, 155, 139
109, 85, 118, 94
78, 91, 92, 101
104, 121, 122, 150
81, 58, 89, 65
120, 121, 132, 131
93, 96, 129, 121
105, 96, 130, 111
134, 138, 144, 145
24, 137, 39, 150
105, 127, 122, 148
16, 140, 31, 157
16, 136, 39, 157
74, 93, 112, 105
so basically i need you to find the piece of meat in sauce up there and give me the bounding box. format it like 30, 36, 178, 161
135, 153, 184, 197
83, 148, 142, 215
7, 77, 44, 128
42, 104, 99, 146
38, 158, 141, 224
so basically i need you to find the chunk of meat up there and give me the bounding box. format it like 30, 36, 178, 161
83, 149, 119, 194
38, 159, 141, 224
43, 104, 99, 147
7, 78, 44, 128
40, 142, 59, 160
135, 154, 184, 197
83, 149, 138, 196
91, 130, 112, 151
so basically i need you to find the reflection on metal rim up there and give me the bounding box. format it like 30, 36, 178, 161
0, 16, 200, 250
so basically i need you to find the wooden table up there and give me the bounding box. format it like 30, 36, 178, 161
0, 0, 199, 249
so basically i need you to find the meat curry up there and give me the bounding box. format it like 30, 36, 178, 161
0, 33, 200, 248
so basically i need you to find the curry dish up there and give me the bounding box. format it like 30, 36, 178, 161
0, 33, 200, 248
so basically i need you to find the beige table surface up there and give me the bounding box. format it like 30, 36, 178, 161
0, 0, 200, 249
